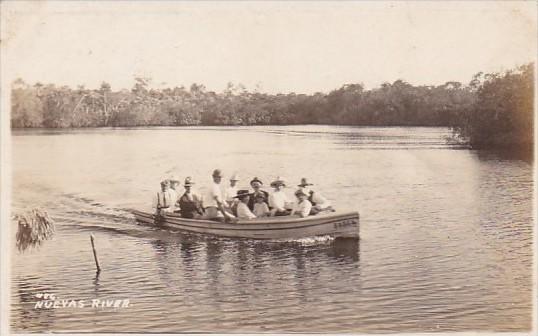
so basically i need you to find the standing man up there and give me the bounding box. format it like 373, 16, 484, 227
248, 177, 269, 211
168, 175, 181, 212
204, 169, 234, 221
178, 177, 204, 218
152, 180, 175, 216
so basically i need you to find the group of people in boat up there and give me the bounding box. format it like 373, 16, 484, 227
152, 169, 333, 221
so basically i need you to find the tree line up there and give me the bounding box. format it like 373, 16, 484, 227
11, 63, 534, 150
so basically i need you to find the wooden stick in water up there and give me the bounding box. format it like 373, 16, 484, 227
90, 234, 101, 273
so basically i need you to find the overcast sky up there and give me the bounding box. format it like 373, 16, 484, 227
1, 1, 536, 94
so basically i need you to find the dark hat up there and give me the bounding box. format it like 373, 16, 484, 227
250, 177, 263, 185
212, 169, 223, 178
234, 189, 252, 199
295, 189, 308, 197
298, 178, 314, 187
184, 176, 195, 187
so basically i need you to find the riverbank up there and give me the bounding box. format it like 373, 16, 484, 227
10, 63, 533, 153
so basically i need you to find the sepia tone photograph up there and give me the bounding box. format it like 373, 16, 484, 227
0, 1, 536, 335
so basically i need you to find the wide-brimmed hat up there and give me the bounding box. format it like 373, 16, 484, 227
295, 189, 308, 197
184, 176, 195, 187
160, 180, 170, 186
297, 178, 314, 187
270, 177, 286, 187
234, 189, 252, 199
229, 173, 240, 181
212, 169, 223, 178
250, 177, 263, 186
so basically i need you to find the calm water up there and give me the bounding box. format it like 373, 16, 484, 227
10, 126, 534, 333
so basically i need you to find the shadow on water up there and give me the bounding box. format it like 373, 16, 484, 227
474, 148, 534, 163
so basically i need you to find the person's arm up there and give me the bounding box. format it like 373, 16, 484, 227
238, 204, 256, 219
268, 194, 277, 216
213, 188, 232, 220
268, 194, 275, 209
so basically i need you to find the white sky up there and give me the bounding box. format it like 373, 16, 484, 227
1, 1, 537, 94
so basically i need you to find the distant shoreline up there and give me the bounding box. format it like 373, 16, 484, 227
10, 63, 534, 152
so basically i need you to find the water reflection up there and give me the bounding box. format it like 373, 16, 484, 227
11, 126, 533, 332
475, 148, 533, 163
13, 277, 56, 332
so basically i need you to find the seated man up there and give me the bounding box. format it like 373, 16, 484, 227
268, 177, 292, 216
152, 180, 175, 216
291, 189, 312, 218
297, 178, 333, 214
178, 177, 204, 219
234, 189, 256, 220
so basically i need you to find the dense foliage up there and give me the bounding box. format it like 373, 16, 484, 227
452, 63, 534, 150
11, 63, 534, 150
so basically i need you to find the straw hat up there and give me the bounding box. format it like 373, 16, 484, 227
229, 173, 240, 181
270, 177, 286, 187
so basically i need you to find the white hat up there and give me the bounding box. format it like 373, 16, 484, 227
230, 173, 240, 181
270, 177, 286, 187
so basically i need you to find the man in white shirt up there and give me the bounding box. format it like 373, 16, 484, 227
291, 189, 312, 218
152, 180, 175, 215
234, 189, 256, 220
204, 169, 234, 221
268, 177, 292, 216
167, 175, 181, 212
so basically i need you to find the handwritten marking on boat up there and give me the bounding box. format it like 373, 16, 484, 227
333, 219, 357, 229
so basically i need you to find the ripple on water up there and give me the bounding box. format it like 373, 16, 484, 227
10, 126, 533, 333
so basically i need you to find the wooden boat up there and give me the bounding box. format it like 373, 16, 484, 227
131, 210, 360, 240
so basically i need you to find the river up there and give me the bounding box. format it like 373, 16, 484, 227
10, 126, 534, 333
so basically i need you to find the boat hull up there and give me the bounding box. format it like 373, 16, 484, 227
131, 210, 359, 239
